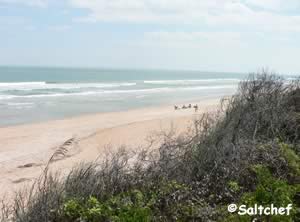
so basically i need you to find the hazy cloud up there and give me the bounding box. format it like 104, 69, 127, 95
244, 0, 300, 11
144, 31, 243, 45
68, 0, 300, 33
48, 25, 71, 32
0, 0, 48, 7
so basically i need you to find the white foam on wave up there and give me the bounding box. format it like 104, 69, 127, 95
7, 102, 34, 106
0, 85, 237, 100
0, 82, 46, 86
144, 79, 240, 85
0, 82, 136, 91
103, 85, 237, 94
0, 95, 15, 100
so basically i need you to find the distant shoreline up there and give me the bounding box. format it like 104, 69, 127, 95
0, 95, 226, 128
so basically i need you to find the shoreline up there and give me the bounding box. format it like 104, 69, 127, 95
0, 97, 220, 198
0, 94, 227, 128
0, 97, 221, 130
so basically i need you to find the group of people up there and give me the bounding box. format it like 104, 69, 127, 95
174, 104, 198, 112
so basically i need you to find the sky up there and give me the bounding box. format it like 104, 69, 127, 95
0, 0, 300, 74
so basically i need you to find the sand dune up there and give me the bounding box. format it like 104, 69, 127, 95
0, 99, 219, 198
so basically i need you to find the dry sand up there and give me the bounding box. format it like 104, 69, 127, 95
0, 98, 219, 198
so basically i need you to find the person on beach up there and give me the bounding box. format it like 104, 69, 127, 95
193, 104, 198, 112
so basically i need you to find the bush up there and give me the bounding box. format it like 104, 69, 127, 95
59, 180, 203, 221
224, 165, 299, 222
61, 195, 152, 222
279, 142, 300, 177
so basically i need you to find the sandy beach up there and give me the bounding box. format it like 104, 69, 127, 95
0, 98, 219, 198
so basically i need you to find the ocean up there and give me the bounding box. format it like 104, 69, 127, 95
0, 66, 247, 126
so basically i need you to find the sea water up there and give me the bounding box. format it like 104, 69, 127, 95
0, 66, 248, 126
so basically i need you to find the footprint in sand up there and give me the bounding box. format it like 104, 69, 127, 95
12, 177, 33, 184
17, 163, 42, 169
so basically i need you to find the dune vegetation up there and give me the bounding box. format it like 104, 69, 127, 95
1, 72, 300, 222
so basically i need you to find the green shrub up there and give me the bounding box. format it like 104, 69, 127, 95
61, 193, 152, 221
60, 181, 193, 221
279, 142, 300, 177
225, 165, 299, 222
228, 181, 240, 193
59, 180, 216, 221
62, 198, 83, 220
